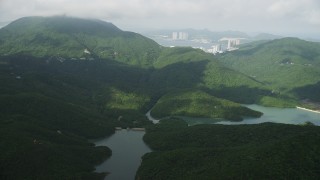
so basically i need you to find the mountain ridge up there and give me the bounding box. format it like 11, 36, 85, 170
219, 37, 320, 102
0, 16, 161, 67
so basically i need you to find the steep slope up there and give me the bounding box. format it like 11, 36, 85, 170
0, 56, 154, 179
0, 16, 161, 67
150, 46, 271, 104
0, 16, 272, 128
220, 38, 320, 97
0, 16, 270, 104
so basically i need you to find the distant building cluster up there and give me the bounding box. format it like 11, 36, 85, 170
212, 44, 222, 53
202, 38, 243, 55
227, 39, 240, 50
152, 31, 244, 55
219, 38, 242, 51
172, 32, 189, 40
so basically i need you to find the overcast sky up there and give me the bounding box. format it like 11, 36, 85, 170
0, 0, 319, 38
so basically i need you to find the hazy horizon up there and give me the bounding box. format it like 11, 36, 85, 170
1, 0, 319, 39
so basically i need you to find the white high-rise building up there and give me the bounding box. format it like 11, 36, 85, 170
172, 32, 188, 40
179, 32, 188, 40
172, 32, 178, 40
228, 39, 240, 49
211, 44, 221, 54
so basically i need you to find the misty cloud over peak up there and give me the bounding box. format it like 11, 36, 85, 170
0, 0, 319, 37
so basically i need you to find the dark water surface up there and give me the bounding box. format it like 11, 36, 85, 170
94, 130, 151, 180
94, 104, 320, 179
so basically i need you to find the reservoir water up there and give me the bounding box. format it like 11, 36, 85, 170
94, 104, 320, 179
186, 104, 320, 126
94, 130, 151, 180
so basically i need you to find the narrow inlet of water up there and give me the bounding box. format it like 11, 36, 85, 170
94, 130, 151, 180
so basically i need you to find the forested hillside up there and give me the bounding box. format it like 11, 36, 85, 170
150, 90, 262, 121
0, 16, 161, 67
0, 56, 155, 179
137, 119, 320, 179
1, 16, 319, 179
219, 38, 320, 102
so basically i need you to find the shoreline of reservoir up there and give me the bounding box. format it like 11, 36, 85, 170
296, 106, 320, 114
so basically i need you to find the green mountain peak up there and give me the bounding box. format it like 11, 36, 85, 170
0, 16, 161, 67
4, 16, 121, 34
